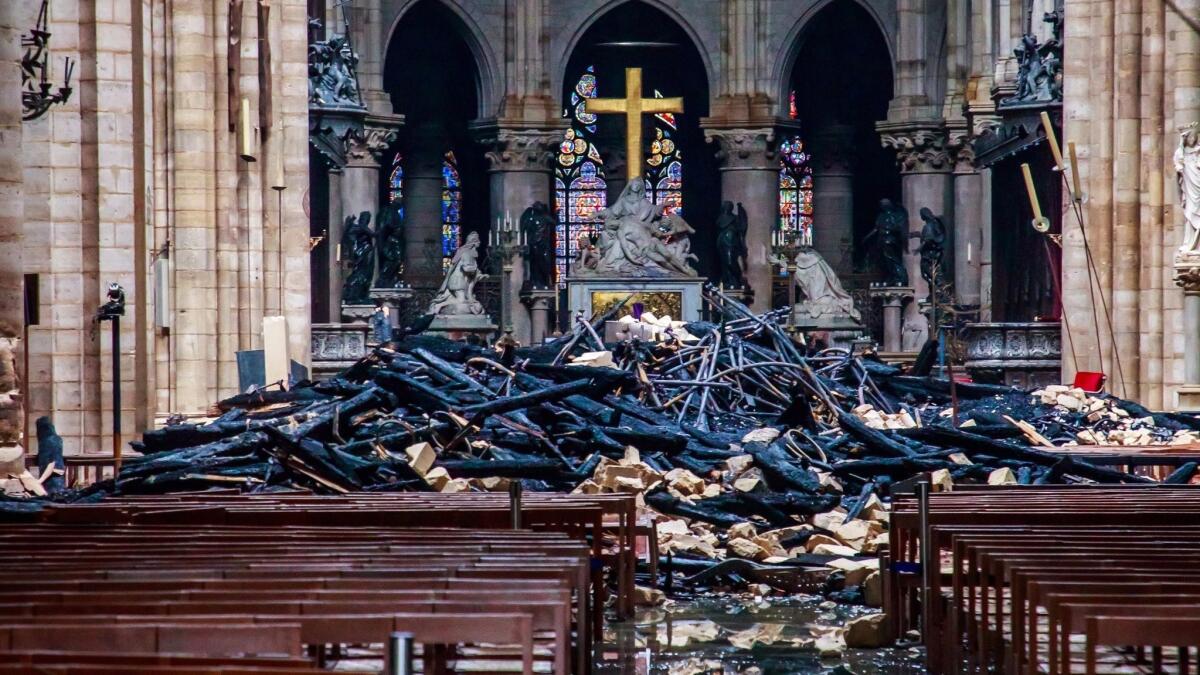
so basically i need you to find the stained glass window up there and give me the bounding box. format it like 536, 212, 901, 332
442, 151, 461, 269
778, 135, 814, 243
645, 93, 682, 216
555, 66, 608, 286
388, 153, 404, 204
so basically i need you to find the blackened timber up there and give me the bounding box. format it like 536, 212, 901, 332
835, 409, 918, 457
644, 489, 744, 528
373, 370, 457, 411
461, 379, 600, 418
902, 426, 1154, 483
436, 459, 581, 482
743, 441, 822, 493
336, 421, 455, 456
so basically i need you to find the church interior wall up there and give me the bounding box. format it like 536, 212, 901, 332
10, 0, 311, 455
1063, 0, 1199, 409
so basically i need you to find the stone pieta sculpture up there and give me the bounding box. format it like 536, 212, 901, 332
715, 201, 749, 287
429, 231, 485, 316
792, 246, 861, 323
375, 201, 405, 288
1176, 123, 1200, 257
521, 201, 557, 289
340, 211, 374, 305
574, 181, 698, 278
864, 199, 910, 286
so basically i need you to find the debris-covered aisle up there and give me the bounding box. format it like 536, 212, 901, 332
596, 596, 926, 675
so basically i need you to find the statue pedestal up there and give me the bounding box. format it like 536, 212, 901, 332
369, 286, 415, 329
869, 285, 915, 353
566, 277, 704, 322
521, 287, 558, 344
792, 313, 863, 351
340, 304, 374, 324
427, 314, 498, 342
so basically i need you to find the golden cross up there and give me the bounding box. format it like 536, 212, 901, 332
584, 67, 684, 182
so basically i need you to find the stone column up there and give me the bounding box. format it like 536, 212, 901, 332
1178, 267, 1200, 409
878, 123, 954, 350
339, 123, 397, 308
808, 125, 855, 277
476, 126, 561, 344
350, 0, 389, 112
0, 1, 27, 473
595, 127, 628, 201
326, 167, 344, 318
404, 123, 450, 291
950, 130, 983, 307
705, 127, 778, 311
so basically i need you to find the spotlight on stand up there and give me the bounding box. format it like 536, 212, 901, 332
94, 283, 126, 471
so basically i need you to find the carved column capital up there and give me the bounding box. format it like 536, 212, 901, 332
1176, 260, 1200, 294
343, 125, 397, 167
946, 127, 978, 174
703, 127, 777, 170
476, 127, 563, 173
877, 121, 952, 174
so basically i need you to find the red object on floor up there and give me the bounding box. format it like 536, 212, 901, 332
1073, 371, 1106, 392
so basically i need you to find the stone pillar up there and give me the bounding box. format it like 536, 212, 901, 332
871, 287, 913, 353
476, 126, 561, 344
950, 131, 983, 306
326, 167, 345, 318
1178, 267, 1200, 409
404, 123, 450, 291
0, 1, 26, 472
808, 125, 855, 277
523, 289, 556, 345
596, 127, 628, 201
339, 124, 397, 310
350, 0, 389, 112
878, 123, 954, 350
705, 127, 778, 312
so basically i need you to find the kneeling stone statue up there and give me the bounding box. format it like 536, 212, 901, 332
428, 231, 486, 316
792, 246, 861, 324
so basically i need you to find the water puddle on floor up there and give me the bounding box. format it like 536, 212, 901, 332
594, 594, 928, 674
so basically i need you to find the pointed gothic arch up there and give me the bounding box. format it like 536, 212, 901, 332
381, 0, 500, 117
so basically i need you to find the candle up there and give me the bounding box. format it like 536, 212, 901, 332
1021, 163, 1044, 222
967, 242, 972, 263
1068, 141, 1083, 202
1040, 111, 1066, 172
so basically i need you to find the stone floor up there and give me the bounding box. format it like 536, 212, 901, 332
326, 594, 927, 673
594, 595, 928, 674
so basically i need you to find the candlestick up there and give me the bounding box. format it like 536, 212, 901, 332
1040, 111, 1066, 172
1021, 163, 1050, 233
1067, 141, 1083, 202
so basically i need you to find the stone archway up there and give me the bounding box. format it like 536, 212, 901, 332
383, 0, 488, 292
781, 0, 897, 286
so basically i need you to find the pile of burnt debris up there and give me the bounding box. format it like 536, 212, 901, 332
5, 288, 1200, 594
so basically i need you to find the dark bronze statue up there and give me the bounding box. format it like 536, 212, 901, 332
521, 201, 557, 289
864, 199, 910, 286
341, 210, 374, 305
308, 33, 362, 107
913, 207, 947, 285
375, 201, 405, 288
715, 200, 748, 287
